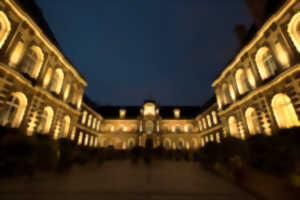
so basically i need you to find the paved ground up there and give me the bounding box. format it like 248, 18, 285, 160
0, 160, 256, 200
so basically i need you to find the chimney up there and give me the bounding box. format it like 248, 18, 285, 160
234, 24, 247, 46
245, 0, 266, 27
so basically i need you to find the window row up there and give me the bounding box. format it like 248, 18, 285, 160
217, 12, 300, 109
198, 111, 218, 132
163, 138, 199, 150
0, 11, 82, 108
228, 93, 300, 138
81, 110, 101, 131
0, 91, 72, 137
77, 131, 98, 147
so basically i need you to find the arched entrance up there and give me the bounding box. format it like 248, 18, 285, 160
145, 138, 153, 149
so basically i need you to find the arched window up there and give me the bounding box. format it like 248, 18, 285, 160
255, 47, 277, 80
222, 83, 231, 105
87, 114, 92, 127
271, 93, 300, 128
84, 134, 89, 146
185, 142, 190, 150
50, 68, 64, 94
177, 139, 184, 150
207, 115, 212, 127
202, 118, 207, 130
228, 116, 239, 138
172, 124, 180, 133
9, 41, 24, 67
21, 46, 44, 78
38, 106, 54, 134
81, 110, 87, 124
63, 83, 70, 101
0, 11, 11, 49
245, 107, 261, 135
43, 68, 52, 88
288, 12, 300, 53
62, 115, 71, 137
210, 135, 214, 142
0, 92, 27, 128
78, 132, 83, 145
212, 111, 218, 125
247, 67, 256, 89
92, 118, 96, 129
235, 68, 250, 95
198, 120, 203, 131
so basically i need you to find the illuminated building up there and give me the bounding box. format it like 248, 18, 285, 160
0, 0, 299, 150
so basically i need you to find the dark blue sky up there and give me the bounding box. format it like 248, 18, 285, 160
35, 0, 252, 106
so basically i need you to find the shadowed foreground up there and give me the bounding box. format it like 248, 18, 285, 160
0, 160, 255, 200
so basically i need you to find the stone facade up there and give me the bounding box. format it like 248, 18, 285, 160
0, 0, 299, 151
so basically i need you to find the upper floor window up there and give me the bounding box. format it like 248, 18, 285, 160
21, 46, 44, 78
87, 114, 92, 127
207, 115, 212, 127
212, 111, 218, 125
202, 118, 207, 130
222, 83, 232, 105
288, 12, 300, 53
81, 110, 87, 124
9, 41, 24, 67
255, 47, 277, 80
0, 11, 11, 49
50, 68, 64, 94
235, 68, 250, 95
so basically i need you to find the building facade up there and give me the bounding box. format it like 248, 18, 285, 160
0, 0, 299, 151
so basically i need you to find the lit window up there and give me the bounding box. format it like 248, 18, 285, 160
207, 115, 212, 128
245, 107, 261, 135
288, 12, 300, 53
255, 47, 277, 80
50, 68, 64, 94
202, 118, 207, 130
9, 41, 24, 67
235, 68, 250, 95
0, 11, 11, 49
228, 116, 240, 138
216, 133, 221, 143
271, 93, 300, 128
81, 111, 87, 124
212, 111, 218, 125
38, 106, 54, 134
21, 45, 44, 78
87, 114, 92, 127
0, 92, 27, 128
62, 115, 71, 137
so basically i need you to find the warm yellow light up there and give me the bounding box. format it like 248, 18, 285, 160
9, 41, 24, 67
144, 103, 155, 116
247, 68, 256, 89
120, 109, 126, 118
174, 109, 180, 118
275, 42, 290, 68
0, 11, 11, 49
288, 12, 300, 54
229, 84, 236, 101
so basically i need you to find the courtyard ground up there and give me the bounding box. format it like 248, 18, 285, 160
0, 160, 255, 200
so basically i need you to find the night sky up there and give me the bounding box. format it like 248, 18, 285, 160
35, 0, 252, 106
